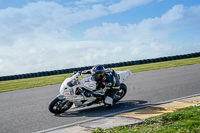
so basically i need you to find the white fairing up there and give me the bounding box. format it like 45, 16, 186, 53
117, 70, 132, 83
59, 70, 132, 94
59, 73, 96, 107
80, 75, 96, 91
58, 70, 132, 108
59, 72, 80, 94
59, 78, 69, 94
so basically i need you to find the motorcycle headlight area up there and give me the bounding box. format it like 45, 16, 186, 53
67, 79, 78, 87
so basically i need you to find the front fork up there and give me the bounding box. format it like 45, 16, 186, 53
56, 94, 72, 109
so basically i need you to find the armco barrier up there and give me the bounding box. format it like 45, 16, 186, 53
0, 52, 200, 81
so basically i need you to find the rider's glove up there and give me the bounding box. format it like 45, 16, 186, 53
73, 71, 82, 75
72, 71, 77, 75
78, 71, 82, 75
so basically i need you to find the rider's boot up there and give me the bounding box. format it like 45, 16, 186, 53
104, 96, 113, 109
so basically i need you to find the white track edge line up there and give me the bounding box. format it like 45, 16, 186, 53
35, 93, 200, 133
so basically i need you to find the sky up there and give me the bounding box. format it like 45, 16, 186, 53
0, 0, 200, 76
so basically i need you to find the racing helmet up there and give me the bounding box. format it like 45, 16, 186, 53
91, 65, 105, 81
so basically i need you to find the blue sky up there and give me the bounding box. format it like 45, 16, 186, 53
0, 0, 200, 76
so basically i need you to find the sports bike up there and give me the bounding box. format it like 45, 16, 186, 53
49, 70, 132, 114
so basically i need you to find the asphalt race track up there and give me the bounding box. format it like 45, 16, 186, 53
0, 64, 200, 133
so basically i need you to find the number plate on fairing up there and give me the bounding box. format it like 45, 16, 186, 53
64, 88, 74, 96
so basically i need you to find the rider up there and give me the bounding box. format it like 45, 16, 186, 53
82, 65, 120, 108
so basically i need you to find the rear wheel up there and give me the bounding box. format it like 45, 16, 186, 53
113, 83, 127, 103
49, 97, 73, 114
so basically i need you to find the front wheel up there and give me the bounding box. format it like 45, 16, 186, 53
113, 83, 127, 103
49, 97, 73, 114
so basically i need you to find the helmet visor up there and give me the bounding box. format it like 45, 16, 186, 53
92, 71, 105, 81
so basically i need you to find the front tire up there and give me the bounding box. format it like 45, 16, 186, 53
49, 97, 73, 114
113, 83, 127, 103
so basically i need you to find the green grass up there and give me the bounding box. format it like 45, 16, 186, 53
0, 57, 200, 93
92, 105, 200, 133
0, 73, 71, 93
113, 56, 200, 72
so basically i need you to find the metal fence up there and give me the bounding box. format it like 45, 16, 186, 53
0, 52, 200, 81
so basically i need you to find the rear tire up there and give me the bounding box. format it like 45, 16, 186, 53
113, 83, 127, 103
49, 97, 73, 114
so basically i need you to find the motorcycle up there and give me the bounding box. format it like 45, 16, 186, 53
49, 70, 132, 114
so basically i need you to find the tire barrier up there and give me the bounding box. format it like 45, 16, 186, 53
0, 52, 200, 81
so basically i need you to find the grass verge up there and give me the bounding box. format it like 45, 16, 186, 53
92, 105, 200, 133
0, 57, 200, 93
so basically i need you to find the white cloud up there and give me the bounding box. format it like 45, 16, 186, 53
0, 1, 200, 76
0, 0, 154, 76
0, 40, 127, 76
84, 5, 190, 41
84, 4, 200, 59
84, 22, 129, 38
108, 0, 153, 13
160, 4, 184, 24
84, 4, 200, 42
0, 0, 152, 45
